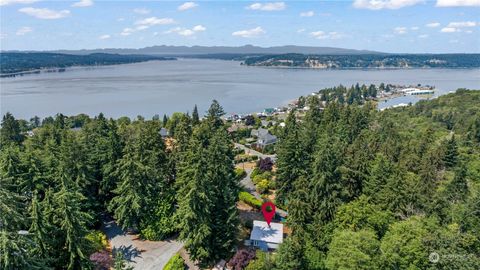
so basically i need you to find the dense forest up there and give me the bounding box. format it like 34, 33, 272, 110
243, 53, 480, 69
0, 53, 175, 75
1, 89, 480, 269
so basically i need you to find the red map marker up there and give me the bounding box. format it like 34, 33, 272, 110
261, 201, 276, 226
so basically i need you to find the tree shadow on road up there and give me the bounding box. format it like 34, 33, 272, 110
113, 245, 143, 262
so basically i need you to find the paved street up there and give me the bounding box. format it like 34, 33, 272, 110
103, 219, 183, 270
234, 143, 277, 161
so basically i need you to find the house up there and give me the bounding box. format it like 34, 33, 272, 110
251, 128, 277, 147
159, 127, 170, 137
245, 221, 283, 250
251, 128, 269, 138
257, 133, 277, 147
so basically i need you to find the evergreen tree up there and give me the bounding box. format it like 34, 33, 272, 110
53, 134, 93, 270
109, 122, 168, 231
310, 134, 344, 223
177, 101, 238, 265
1, 112, 23, 145
447, 163, 468, 203
301, 96, 322, 175
206, 100, 225, 129
192, 104, 200, 125
163, 114, 169, 127
276, 110, 303, 205
443, 134, 458, 168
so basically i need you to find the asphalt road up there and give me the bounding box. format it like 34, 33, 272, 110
103, 219, 183, 270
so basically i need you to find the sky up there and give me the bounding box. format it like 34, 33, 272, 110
1, 0, 479, 53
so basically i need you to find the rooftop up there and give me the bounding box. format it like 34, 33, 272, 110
250, 221, 283, 244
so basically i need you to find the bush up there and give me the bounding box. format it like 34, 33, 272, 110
257, 157, 273, 172
256, 179, 270, 194
90, 250, 112, 270
85, 230, 109, 255
251, 168, 260, 179
235, 168, 247, 180
163, 254, 185, 270
239, 191, 262, 209
228, 249, 256, 270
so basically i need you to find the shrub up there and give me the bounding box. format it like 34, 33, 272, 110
235, 168, 247, 180
228, 249, 256, 270
90, 250, 112, 270
256, 179, 270, 194
251, 168, 260, 179
163, 254, 185, 270
239, 191, 262, 209
257, 157, 273, 172
86, 230, 109, 255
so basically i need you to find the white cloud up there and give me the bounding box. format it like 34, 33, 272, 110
136, 25, 149, 31
310, 31, 343, 40
297, 28, 306, 33
426, 22, 440, 27
165, 25, 206, 37
121, 17, 175, 36
418, 34, 429, 38
133, 8, 150, 14
353, 0, 424, 10
135, 17, 175, 26
72, 0, 93, 7
247, 2, 286, 11
178, 2, 198, 11
436, 0, 480, 7
300, 10, 314, 17
192, 25, 206, 31
232, 27, 265, 38
449, 39, 459, 43
98, 34, 110, 40
411, 26, 419, 30
120, 28, 134, 36
447, 21, 476, 27
465, 30, 473, 33
16, 26, 32, 35
0, 0, 38, 6
19, 7, 70, 19
440, 27, 459, 32
117, 18, 125, 22
394, 26, 408, 34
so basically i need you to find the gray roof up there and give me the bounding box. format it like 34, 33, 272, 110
251, 128, 269, 137
250, 221, 283, 244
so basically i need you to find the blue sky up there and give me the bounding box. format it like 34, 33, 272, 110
1, 0, 479, 53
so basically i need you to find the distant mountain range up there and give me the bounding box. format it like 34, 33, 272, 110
43, 45, 383, 56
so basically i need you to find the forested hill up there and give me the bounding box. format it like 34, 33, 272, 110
0, 52, 175, 75
243, 53, 480, 68
1, 90, 479, 269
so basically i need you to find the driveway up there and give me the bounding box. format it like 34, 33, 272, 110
234, 143, 276, 161
238, 165, 288, 218
103, 219, 183, 270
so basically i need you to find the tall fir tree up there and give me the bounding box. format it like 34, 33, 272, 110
0, 112, 23, 145
177, 101, 238, 265
276, 110, 304, 205
443, 134, 458, 169
192, 104, 200, 126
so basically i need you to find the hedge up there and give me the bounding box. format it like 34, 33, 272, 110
239, 191, 262, 209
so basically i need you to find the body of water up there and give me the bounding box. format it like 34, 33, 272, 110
1, 58, 479, 119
